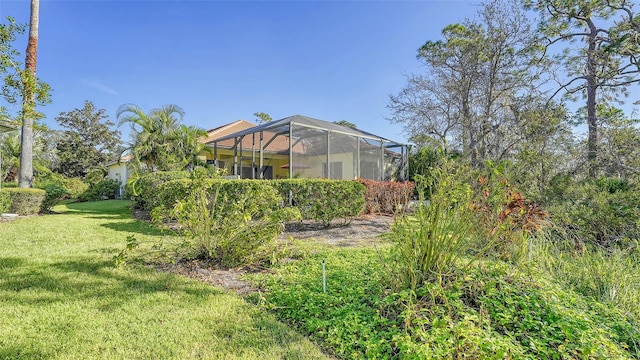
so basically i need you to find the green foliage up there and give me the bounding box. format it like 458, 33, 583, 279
54, 100, 122, 178
78, 179, 120, 202
154, 169, 300, 268
546, 178, 640, 247
3, 187, 45, 215
60, 177, 89, 199
387, 159, 476, 289
357, 178, 415, 215
271, 179, 365, 226
128, 171, 189, 210
538, 241, 640, 318
37, 182, 68, 212
84, 168, 106, 186
255, 247, 639, 359
253, 112, 272, 124
36, 172, 88, 200
117, 104, 210, 172
0, 190, 11, 212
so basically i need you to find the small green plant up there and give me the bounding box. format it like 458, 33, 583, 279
113, 235, 140, 267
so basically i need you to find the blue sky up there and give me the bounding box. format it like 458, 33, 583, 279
0, 0, 482, 143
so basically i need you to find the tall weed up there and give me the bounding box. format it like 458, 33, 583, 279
387, 159, 476, 289
536, 235, 640, 318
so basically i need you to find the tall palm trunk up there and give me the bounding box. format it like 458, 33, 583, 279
18, 0, 39, 188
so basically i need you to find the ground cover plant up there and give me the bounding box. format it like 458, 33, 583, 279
0, 200, 327, 359
250, 245, 640, 359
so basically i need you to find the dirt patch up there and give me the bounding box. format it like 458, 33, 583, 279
147, 214, 395, 295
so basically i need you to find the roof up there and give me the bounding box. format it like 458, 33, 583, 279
106, 154, 133, 167
208, 114, 406, 145
203, 120, 255, 143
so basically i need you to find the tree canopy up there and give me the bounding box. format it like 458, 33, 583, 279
54, 100, 122, 178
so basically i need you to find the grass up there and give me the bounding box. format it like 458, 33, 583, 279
0, 200, 327, 360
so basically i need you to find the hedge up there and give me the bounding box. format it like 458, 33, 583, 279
157, 178, 282, 218
0, 191, 12, 213
3, 188, 46, 215
128, 171, 189, 210
357, 178, 415, 215
270, 179, 365, 226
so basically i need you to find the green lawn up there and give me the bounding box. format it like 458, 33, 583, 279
0, 200, 327, 360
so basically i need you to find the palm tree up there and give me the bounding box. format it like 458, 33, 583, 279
18, 0, 40, 188
173, 125, 212, 170
117, 103, 205, 172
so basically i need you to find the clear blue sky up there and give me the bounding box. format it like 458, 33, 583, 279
0, 0, 481, 143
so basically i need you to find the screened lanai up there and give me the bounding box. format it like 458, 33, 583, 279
206, 115, 409, 181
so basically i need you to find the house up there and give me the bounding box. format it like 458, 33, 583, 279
205, 115, 409, 181
106, 114, 409, 191
106, 155, 132, 198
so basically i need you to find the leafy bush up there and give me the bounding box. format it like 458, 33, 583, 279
0, 190, 11, 213
4, 188, 46, 215
546, 178, 640, 248
34, 171, 88, 200
60, 177, 89, 200
154, 169, 300, 267
357, 178, 415, 214
271, 179, 365, 226
38, 182, 68, 212
78, 179, 120, 202
128, 171, 189, 210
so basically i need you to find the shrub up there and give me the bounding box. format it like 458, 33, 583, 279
61, 177, 89, 200
471, 174, 549, 262
357, 178, 415, 215
387, 160, 476, 289
34, 171, 88, 200
271, 179, 365, 226
546, 178, 640, 248
0, 191, 11, 213
154, 169, 300, 268
128, 171, 189, 210
38, 183, 68, 212
4, 188, 46, 215
78, 179, 121, 202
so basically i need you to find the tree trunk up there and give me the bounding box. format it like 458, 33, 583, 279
586, 18, 598, 179
18, 0, 39, 188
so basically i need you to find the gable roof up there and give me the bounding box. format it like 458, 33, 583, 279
203, 120, 255, 143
